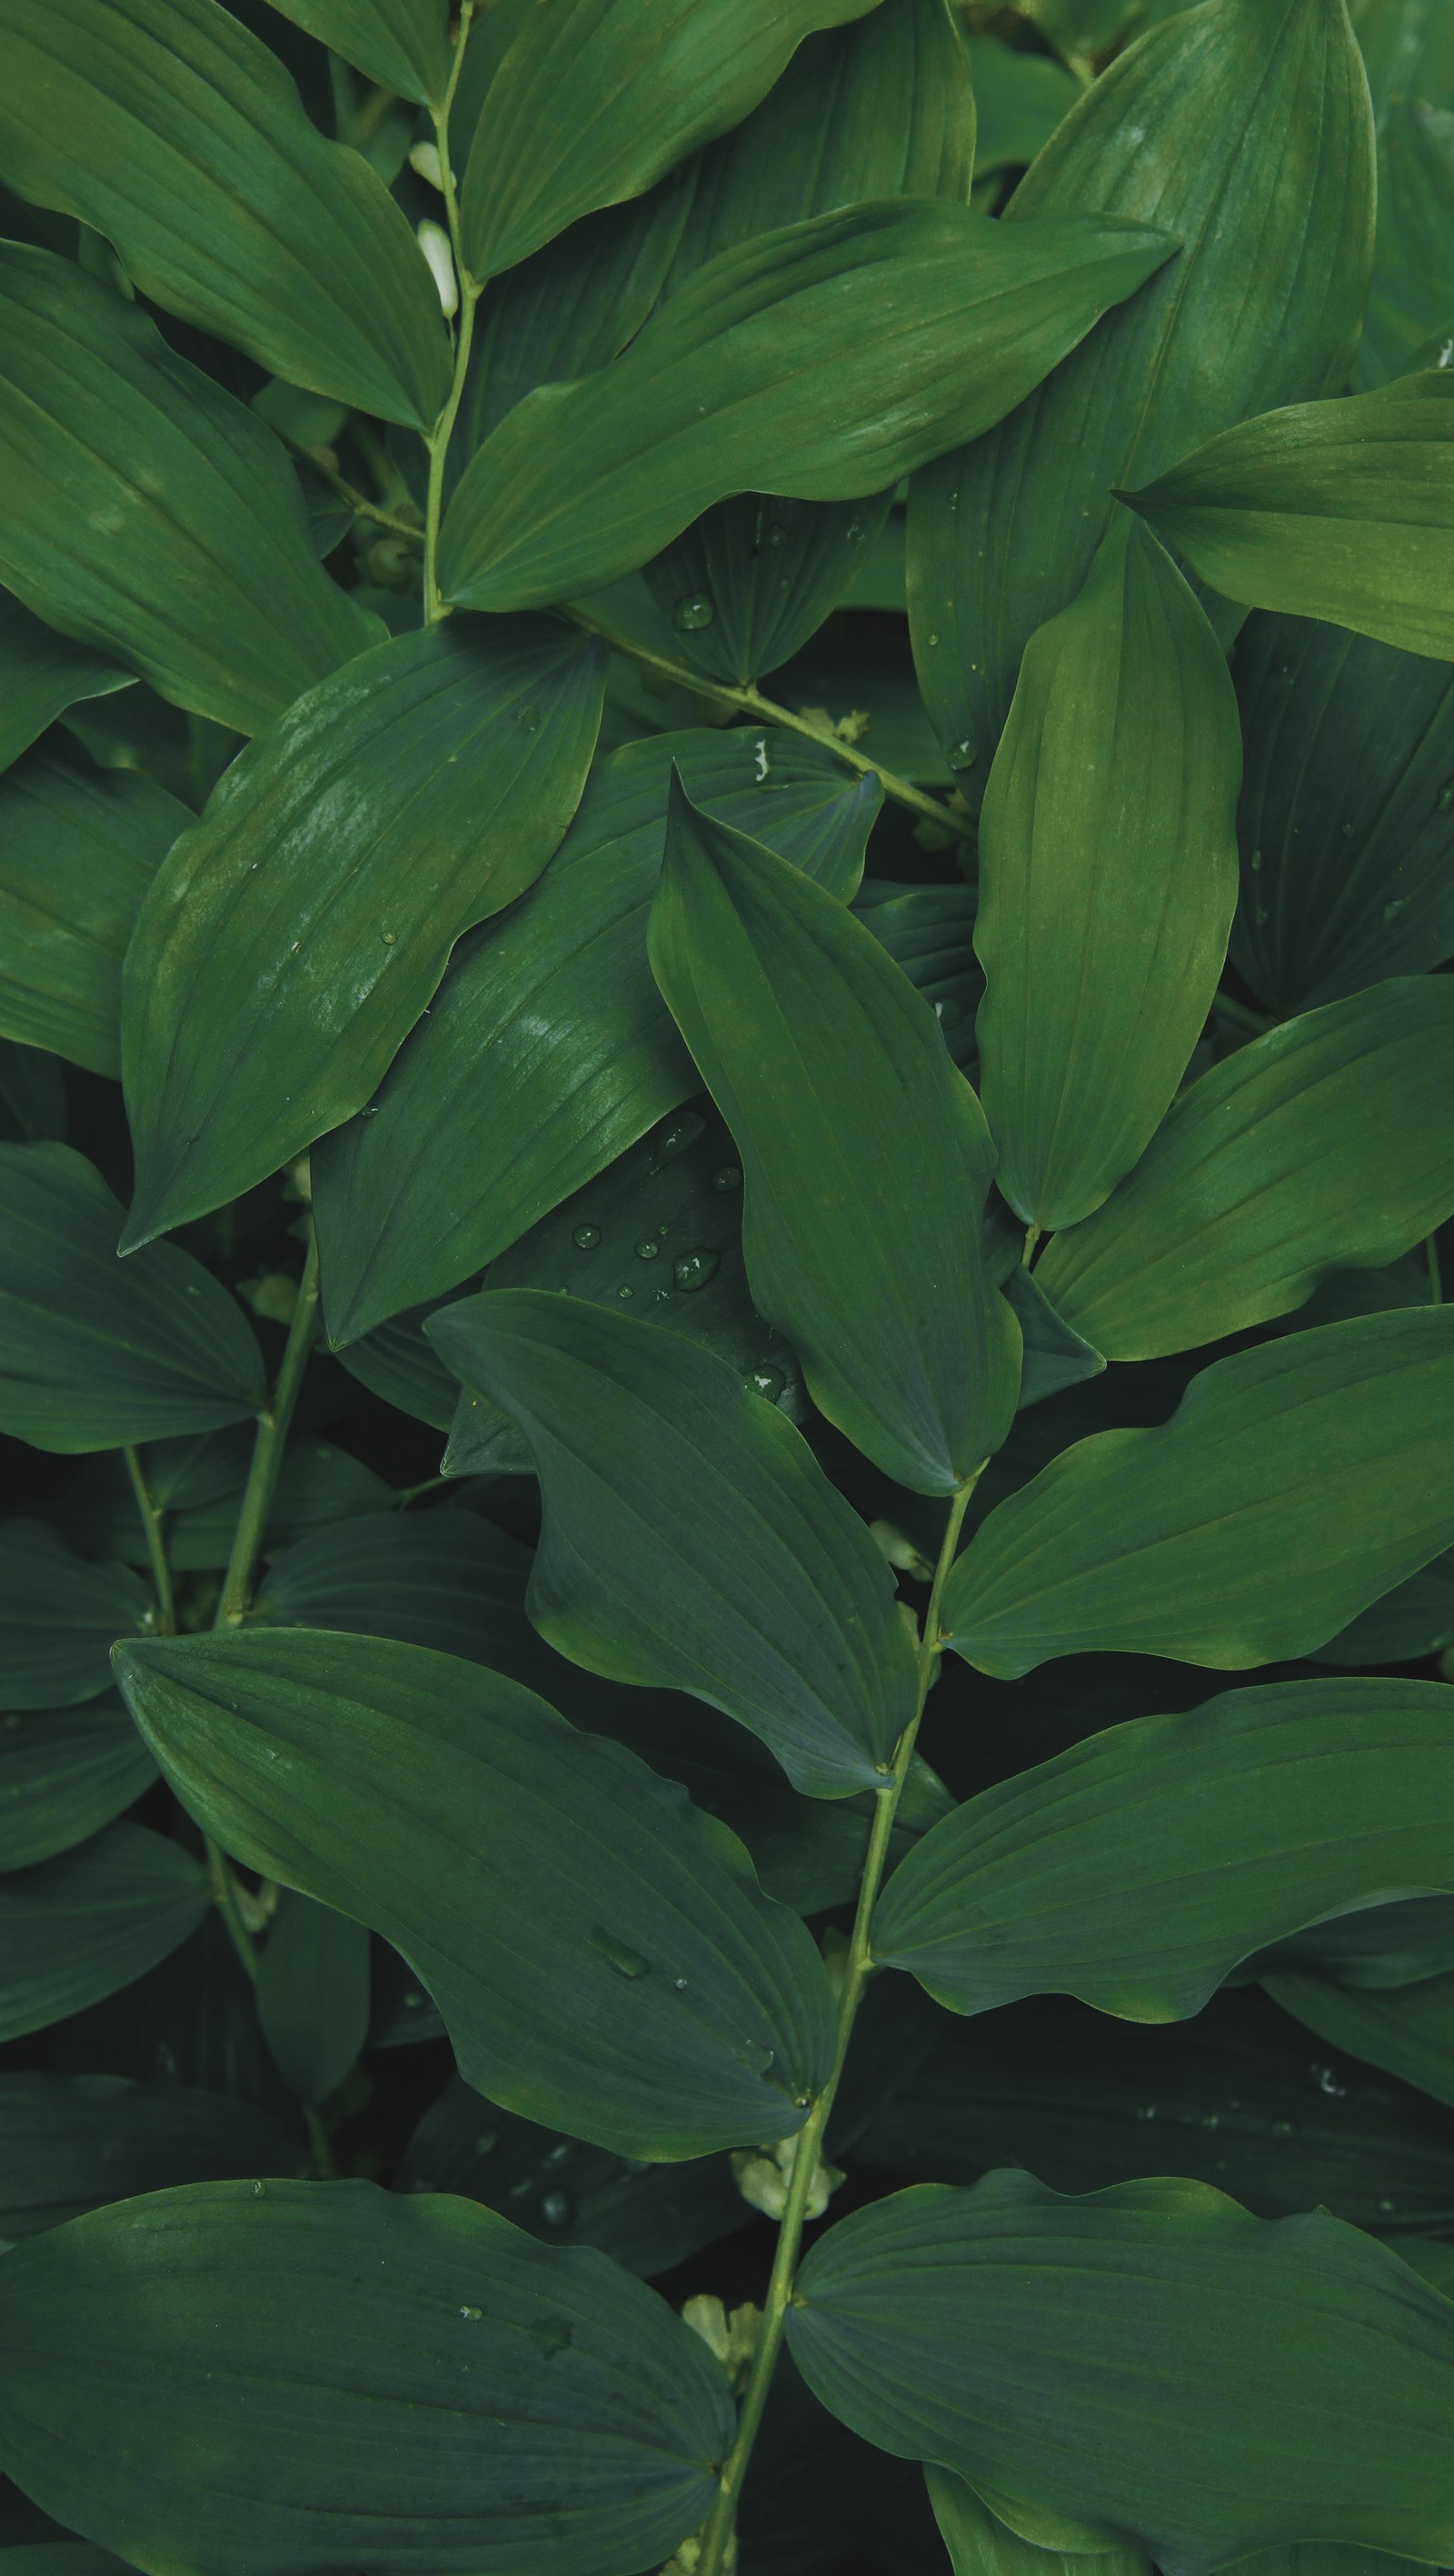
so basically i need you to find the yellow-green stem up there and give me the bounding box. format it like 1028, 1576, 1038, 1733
422, 1, 479, 624
693, 1473, 979, 2576
217, 1224, 321, 1630
1214, 989, 1275, 1037
124, 1446, 176, 1638
563, 606, 971, 842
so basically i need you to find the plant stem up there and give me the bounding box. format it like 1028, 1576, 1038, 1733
217, 1224, 321, 1629
304, 452, 422, 541
1213, 989, 1275, 1037
124, 1446, 176, 1637
693, 1473, 979, 2576
206, 1836, 262, 1985
422, 1, 479, 624
563, 606, 971, 840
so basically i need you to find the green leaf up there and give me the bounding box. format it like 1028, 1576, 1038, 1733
1355, 99, 1454, 386
909, 0, 1375, 784
1312, 1545, 1454, 1666
0, 1822, 208, 2043
942, 1310, 1454, 1677
313, 727, 877, 1345
0, 742, 187, 1079
975, 516, 1240, 1231
0, 0, 451, 426
426, 1290, 919, 1798
115, 1624, 837, 2155
0, 1523, 150, 1710
642, 491, 895, 686
1266, 1969, 1454, 2115
1038, 979, 1454, 1358
1349, 0, 1454, 118
0, 1143, 264, 1451
458, 0, 883, 281
439, 203, 1175, 611
1123, 375, 1454, 658
1001, 1269, 1104, 1413
0, 2178, 735, 2576
787, 2172, 1454, 2574
928, 2466, 1150, 2576
1255, 1893, 1454, 1989
0, 592, 132, 779
873, 1676, 1454, 2022
650, 775, 1021, 1494
966, 37, 1079, 177
0, 1697, 156, 1871
852, 878, 981, 1073
254, 1510, 543, 1665
121, 621, 604, 1248
263, 0, 452, 106
255, 1890, 370, 2109
332, 1303, 463, 1429
0, 246, 382, 734
0, 2073, 300, 2238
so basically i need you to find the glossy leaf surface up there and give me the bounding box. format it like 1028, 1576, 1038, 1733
788, 2172, 1454, 2574
428, 1291, 918, 1797
874, 1678, 1454, 2021
0, 1144, 264, 1452
0, 2074, 299, 2237
439, 203, 1173, 610
264, 0, 452, 105
0, 247, 380, 734
1040, 979, 1454, 1357
0, 0, 451, 425
0, 2180, 734, 2576
0, 593, 131, 778
975, 516, 1240, 1231
651, 778, 1021, 1493
115, 1625, 837, 2153
0, 1698, 156, 1871
0, 1823, 207, 2043
122, 621, 604, 1247
944, 1311, 1454, 1676
0, 1525, 150, 1712
314, 728, 876, 1345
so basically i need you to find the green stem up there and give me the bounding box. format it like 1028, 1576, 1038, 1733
693, 1473, 979, 2576
304, 452, 422, 541
422, 2, 479, 624
1021, 1222, 1041, 1271
1428, 1234, 1444, 1307
206, 1837, 262, 1986
1213, 989, 1275, 1037
563, 606, 971, 841
216, 1224, 321, 1629
124, 1446, 176, 1638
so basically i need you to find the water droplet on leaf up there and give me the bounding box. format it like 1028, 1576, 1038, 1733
541, 2192, 573, 2226
591, 1926, 651, 1979
672, 1247, 719, 1292
746, 1365, 785, 1402
672, 594, 714, 633
517, 704, 542, 734
572, 1223, 601, 1250
711, 1165, 742, 1193
652, 1111, 705, 1169
635, 1238, 660, 1259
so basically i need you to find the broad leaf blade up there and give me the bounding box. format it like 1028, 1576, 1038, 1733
122, 622, 604, 1247
0, 1144, 264, 1452
0, 1698, 156, 1871
115, 1625, 837, 2155
943, 1310, 1454, 1676
928, 2468, 1150, 2576
975, 516, 1240, 1231
427, 1290, 919, 1797
0, 1524, 151, 1711
439, 204, 1174, 611
255, 1890, 370, 2109
0, 1822, 208, 2043
1266, 1969, 1454, 2115
1039, 979, 1454, 1357
650, 776, 1021, 1494
263, 0, 452, 105
0, 0, 451, 425
0, 592, 132, 778
0, 2180, 734, 2576
0, 2074, 299, 2237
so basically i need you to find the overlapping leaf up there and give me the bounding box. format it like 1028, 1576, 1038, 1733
0, 1523, 150, 1711
0, 1699, 156, 1871
255, 1891, 370, 2110
0, 2075, 299, 2238
0, 592, 131, 778
1357, 98, 1454, 385
928, 2469, 1150, 2576
1265, 1969, 1454, 2115
264, 0, 452, 106
0, 1823, 207, 2043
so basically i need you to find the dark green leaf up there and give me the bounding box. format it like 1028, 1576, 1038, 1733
787, 2172, 1454, 2572
0, 1698, 156, 1870
427, 1289, 919, 1797
909, 0, 1375, 784
0, 1523, 150, 1710
1123, 374, 1454, 657
1254, 1894, 1454, 1990
439, 204, 1174, 611
928, 2468, 1150, 2576
313, 726, 877, 1345
1312, 1546, 1454, 1666
0, 1822, 208, 2043
874, 1677, 1454, 2021
1001, 1270, 1103, 1413
975, 516, 1240, 1230
254, 1511, 541, 1664
0, 1038, 66, 1147
650, 776, 1021, 1493
263, 0, 452, 105
0, 1143, 264, 1451
331, 1302, 463, 1430
0, 593, 131, 779
0, 0, 452, 425
0, 742, 187, 1079
965, 38, 1079, 176
851, 879, 981, 1074
255, 1890, 370, 2108
121, 621, 604, 1247
1356, 99, 1454, 386
0, 2072, 300, 2236
642, 491, 895, 686
0, 246, 382, 734
943, 1310, 1454, 1676
1039, 979, 1454, 1358
0, 2178, 734, 2576
1266, 1969, 1454, 2114
1349, 0, 1454, 117
115, 1624, 837, 2155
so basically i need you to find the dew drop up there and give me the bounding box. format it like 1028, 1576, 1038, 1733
572, 1223, 601, 1250
778, 576, 792, 594
635, 1237, 660, 1259
543, 2141, 573, 2167
652, 1110, 705, 1168
1438, 781, 1454, 814
617, 1283, 634, 1299
926, 631, 941, 647
1314, 2064, 1347, 2098
508, 2177, 533, 2201
474, 2132, 498, 2158
459, 2304, 483, 2321
746, 1364, 786, 1402
1271, 2118, 1295, 2137
252, 2180, 267, 2197
846, 521, 864, 544
381, 929, 397, 945
673, 1976, 690, 1991
591, 1925, 651, 1979
672, 1246, 719, 1292
1379, 2196, 1397, 2213
766, 524, 786, 550
672, 594, 715, 633
711, 1164, 742, 1193
738, 2041, 775, 2076
950, 739, 974, 768
1255, 904, 1269, 926
1340, 821, 1356, 839
1384, 896, 1410, 922
541, 2192, 573, 2227
1249, 847, 1262, 874
517, 703, 542, 734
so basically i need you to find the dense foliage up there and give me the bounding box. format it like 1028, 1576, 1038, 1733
3, 1, 1454, 2571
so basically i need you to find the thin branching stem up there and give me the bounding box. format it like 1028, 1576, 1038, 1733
124, 1445, 176, 1638
422, 2, 480, 624
216, 1223, 321, 1631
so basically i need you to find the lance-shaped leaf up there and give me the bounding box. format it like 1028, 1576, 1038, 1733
263, 0, 452, 106
974, 516, 1240, 1233
121, 621, 604, 1248
1313, 1545, 1454, 1668
1122, 375, 1454, 659
1356, 97, 1454, 387
0, 592, 132, 778
115, 1625, 837, 2156
0, 1524, 151, 1712
255, 1891, 371, 2111
873, 1678, 1454, 2022
0, 2180, 734, 2576
313, 727, 877, 1346
786, 2172, 1454, 2575
0, 1699, 156, 1872
1266, 1968, 1454, 2117
0, 2074, 300, 2239
439, 203, 1174, 611
1039, 980, 1454, 1358
0, 1823, 208, 2044
943, 1309, 1454, 1678
460, 0, 884, 281
908, 0, 1374, 784
1349, 0, 1454, 119
0, 743, 187, 1079
650, 777, 1021, 1494
427, 1291, 919, 1797
0, 247, 381, 734
0, 0, 451, 427
928, 2467, 1151, 2576
0, 1144, 264, 1452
